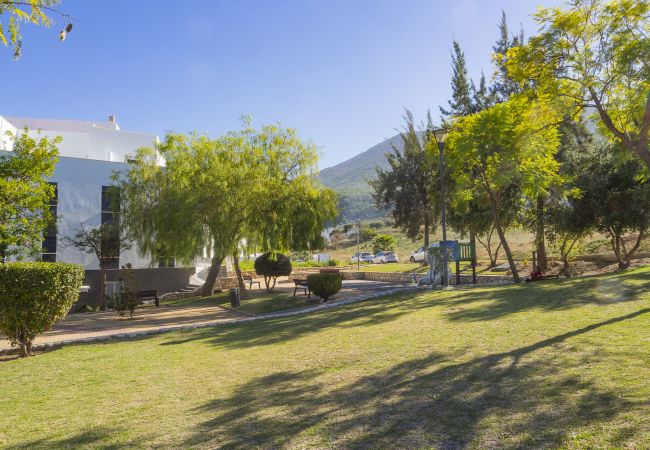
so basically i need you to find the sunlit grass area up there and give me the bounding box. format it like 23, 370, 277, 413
2, 267, 650, 448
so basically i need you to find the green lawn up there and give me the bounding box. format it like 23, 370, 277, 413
2, 268, 650, 448
162, 287, 318, 315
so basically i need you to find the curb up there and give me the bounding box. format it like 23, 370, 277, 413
0, 285, 421, 356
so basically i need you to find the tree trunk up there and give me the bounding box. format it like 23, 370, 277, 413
99, 266, 107, 311
535, 195, 548, 271
487, 196, 520, 283
232, 253, 249, 300
202, 253, 225, 296
423, 212, 430, 249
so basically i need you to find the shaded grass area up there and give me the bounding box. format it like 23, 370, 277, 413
162, 288, 318, 315
2, 267, 650, 448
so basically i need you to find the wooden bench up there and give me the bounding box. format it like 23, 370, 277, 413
137, 289, 159, 307
293, 278, 311, 298
243, 275, 261, 290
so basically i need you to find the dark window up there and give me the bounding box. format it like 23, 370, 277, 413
42, 182, 58, 262
101, 186, 121, 268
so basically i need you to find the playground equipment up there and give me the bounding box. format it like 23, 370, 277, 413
427, 240, 477, 287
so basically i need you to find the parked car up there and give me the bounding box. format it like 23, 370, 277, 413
372, 251, 398, 264
409, 246, 427, 263
349, 252, 373, 263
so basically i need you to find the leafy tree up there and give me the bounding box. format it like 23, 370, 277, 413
571, 146, 650, 269
0, 131, 59, 260
372, 234, 396, 254
254, 252, 292, 292
117, 120, 335, 297
65, 222, 131, 310
508, 0, 650, 170
0, 0, 71, 59
445, 95, 563, 283
372, 111, 439, 248
440, 41, 475, 124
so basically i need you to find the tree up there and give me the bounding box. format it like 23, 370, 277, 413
490, 10, 524, 103
508, 0, 650, 170
65, 221, 131, 310
572, 146, 650, 269
0, 131, 59, 260
445, 95, 564, 283
0, 0, 72, 59
372, 234, 396, 254
372, 111, 439, 248
440, 41, 475, 124
117, 120, 336, 297
254, 252, 292, 292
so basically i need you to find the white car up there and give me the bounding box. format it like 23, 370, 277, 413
350, 252, 373, 263
372, 251, 398, 264
409, 246, 427, 263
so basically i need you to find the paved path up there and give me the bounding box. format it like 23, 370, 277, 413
0, 280, 417, 354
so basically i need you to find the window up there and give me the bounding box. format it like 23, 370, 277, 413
101, 185, 120, 269
42, 182, 58, 262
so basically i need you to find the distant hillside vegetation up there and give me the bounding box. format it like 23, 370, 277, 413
320, 134, 404, 223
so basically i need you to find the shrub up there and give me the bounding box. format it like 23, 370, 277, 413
327, 259, 339, 267
307, 272, 342, 301
372, 234, 396, 254
0, 262, 84, 356
254, 252, 292, 291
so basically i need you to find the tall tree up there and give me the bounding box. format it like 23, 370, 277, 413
0, 131, 59, 260
440, 41, 474, 124
372, 111, 439, 248
508, 0, 650, 170
490, 10, 524, 103
445, 95, 564, 283
117, 121, 336, 297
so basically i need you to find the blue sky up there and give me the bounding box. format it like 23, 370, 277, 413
2, 0, 563, 169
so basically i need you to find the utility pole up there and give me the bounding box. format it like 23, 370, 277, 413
356, 220, 361, 270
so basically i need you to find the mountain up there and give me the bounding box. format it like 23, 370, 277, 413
320, 134, 405, 223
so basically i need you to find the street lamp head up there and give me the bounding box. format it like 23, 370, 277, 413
433, 128, 447, 151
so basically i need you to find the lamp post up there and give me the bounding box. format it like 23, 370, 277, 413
433, 129, 449, 287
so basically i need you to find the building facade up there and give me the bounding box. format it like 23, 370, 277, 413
0, 115, 194, 305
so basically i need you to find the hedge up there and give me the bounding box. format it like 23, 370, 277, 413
0, 262, 84, 356
307, 272, 342, 301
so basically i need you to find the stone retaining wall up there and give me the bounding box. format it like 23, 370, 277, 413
341, 271, 513, 285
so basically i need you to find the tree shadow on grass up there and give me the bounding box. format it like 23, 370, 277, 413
441, 268, 650, 322
160, 290, 422, 350
182, 308, 649, 449
3, 426, 150, 450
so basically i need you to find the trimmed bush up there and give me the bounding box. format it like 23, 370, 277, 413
307, 272, 342, 302
254, 252, 292, 292
0, 262, 84, 356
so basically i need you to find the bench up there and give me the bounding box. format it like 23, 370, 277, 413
243, 275, 261, 290
137, 289, 159, 307
293, 278, 311, 298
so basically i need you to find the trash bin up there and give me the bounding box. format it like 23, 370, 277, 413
229, 287, 240, 308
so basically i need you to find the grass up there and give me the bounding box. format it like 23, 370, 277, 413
2, 267, 650, 448
161, 287, 318, 316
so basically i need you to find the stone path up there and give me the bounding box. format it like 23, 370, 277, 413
0, 280, 418, 354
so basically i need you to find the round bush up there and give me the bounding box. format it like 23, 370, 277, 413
307, 273, 342, 301
254, 252, 292, 291
0, 262, 84, 356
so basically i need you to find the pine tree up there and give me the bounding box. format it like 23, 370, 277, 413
490, 11, 523, 103
440, 41, 474, 124
471, 71, 491, 113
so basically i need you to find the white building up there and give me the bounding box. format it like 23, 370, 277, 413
0, 114, 159, 270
